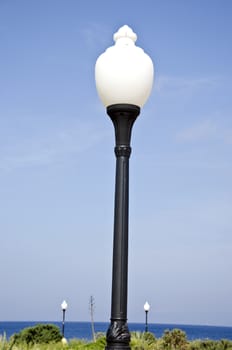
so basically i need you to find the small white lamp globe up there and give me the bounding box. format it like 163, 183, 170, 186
61, 300, 68, 311
144, 301, 150, 312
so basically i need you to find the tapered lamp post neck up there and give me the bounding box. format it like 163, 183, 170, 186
108, 104, 140, 156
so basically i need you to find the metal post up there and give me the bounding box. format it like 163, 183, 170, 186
62, 309, 65, 338
145, 310, 148, 333
106, 104, 140, 350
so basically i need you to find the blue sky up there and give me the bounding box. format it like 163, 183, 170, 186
0, 0, 232, 326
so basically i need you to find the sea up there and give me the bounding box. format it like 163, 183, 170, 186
0, 322, 232, 341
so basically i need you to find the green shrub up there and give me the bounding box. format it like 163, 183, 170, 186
189, 340, 202, 350
219, 339, 232, 350
130, 331, 157, 350
12, 323, 62, 345
162, 329, 188, 350
199, 340, 218, 350
68, 336, 106, 350
0, 333, 14, 350
143, 331, 156, 344
189, 339, 232, 350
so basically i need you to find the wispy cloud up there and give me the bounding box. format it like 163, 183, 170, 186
176, 119, 232, 144
80, 23, 111, 52
155, 75, 221, 94
0, 121, 108, 171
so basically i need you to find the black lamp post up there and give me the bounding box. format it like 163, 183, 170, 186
144, 301, 150, 332
95, 25, 154, 350
61, 300, 68, 338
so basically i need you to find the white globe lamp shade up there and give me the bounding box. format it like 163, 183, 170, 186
95, 25, 154, 108
144, 301, 150, 312
61, 300, 68, 311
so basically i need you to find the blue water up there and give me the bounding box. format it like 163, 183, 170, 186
0, 321, 232, 341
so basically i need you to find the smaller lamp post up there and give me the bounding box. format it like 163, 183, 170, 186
61, 300, 68, 338
144, 302, 150, 332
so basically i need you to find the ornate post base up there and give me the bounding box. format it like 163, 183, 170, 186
106, 320, 131, 350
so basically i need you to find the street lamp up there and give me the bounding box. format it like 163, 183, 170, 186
95, 25, 154, 350
61, 300, 68, 338
144, 301, 150, 332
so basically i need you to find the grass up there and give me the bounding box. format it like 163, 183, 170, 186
1, 330, 232, 350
